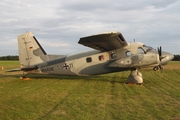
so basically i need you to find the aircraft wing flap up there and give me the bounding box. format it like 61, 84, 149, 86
78, 32, 128, 51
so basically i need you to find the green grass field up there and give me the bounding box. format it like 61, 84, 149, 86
0, 61, 180, 120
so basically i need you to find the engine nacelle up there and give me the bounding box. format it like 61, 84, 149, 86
108, 54, 159, 68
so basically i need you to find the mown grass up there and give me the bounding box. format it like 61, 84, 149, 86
0, 61, 180, 120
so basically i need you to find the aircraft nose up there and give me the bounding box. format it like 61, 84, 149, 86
168, 53, 174, 61
161, 52, 174, 64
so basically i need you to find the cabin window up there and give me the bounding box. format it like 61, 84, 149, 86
126, 51, 131, 56
86, 57, 92, 63
99, 55, 105, 61
138, 47, 145, 54
111, 53, 117, 59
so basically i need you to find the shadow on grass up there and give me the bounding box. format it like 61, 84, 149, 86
0, 72, 128, 84
0, 73, 106, 81
174, 70, 180, 75
39, 77, 95, 119
38, 75, 128, 119
29, 74, 128, 85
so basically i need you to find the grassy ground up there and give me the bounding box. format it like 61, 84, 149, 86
0, 61, 180, 120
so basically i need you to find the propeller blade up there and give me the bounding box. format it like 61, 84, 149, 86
157, 46, 162, 61
156, 46, 163, 73
159, 65, 163, 70
153, 46, 164, 73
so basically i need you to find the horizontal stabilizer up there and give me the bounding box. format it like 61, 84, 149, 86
6, 68, 22, 72
7, 66, 38, 72
21, 66, 38, 71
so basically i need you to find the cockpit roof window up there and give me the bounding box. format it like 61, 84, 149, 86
143, 45, 154, 52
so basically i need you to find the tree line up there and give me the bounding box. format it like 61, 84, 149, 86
173, 55, 180, 61
0, 55, 19, 60
0, 55, 180, 61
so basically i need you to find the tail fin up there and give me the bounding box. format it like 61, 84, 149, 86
18, 32, 47, 68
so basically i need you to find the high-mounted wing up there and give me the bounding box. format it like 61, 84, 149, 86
78, 32, 128, 51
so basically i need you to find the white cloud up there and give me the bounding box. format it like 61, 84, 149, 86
0, 0, 180, 56
40, 41, 70, 47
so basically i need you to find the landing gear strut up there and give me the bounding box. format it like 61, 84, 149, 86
126, 69, 143, 85
20, 72, 30, 80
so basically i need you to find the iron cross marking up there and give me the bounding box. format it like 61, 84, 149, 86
63, 63, 69, 69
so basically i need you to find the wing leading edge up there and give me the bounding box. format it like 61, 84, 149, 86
78, 32, 128, 51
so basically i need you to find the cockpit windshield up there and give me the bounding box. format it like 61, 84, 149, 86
143, 45, 154, 52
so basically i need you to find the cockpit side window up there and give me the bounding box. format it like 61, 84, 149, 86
138, 47, 146, 54
126, 51, 132, 56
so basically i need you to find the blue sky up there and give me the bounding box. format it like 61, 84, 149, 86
0, 0, 180, 56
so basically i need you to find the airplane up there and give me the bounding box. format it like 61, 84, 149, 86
8, 31, 174, 84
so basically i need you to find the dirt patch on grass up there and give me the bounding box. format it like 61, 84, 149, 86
163, 64, 180, 70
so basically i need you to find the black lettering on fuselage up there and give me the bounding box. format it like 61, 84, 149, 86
41, 63, 74, 73
41, 67, 54, 72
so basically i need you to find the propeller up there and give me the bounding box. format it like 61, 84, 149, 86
157, 46, 163, 71
153, 46, 163, 71
157, 46, 161, 58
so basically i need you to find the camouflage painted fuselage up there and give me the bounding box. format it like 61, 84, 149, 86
17, 32, 174, 76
